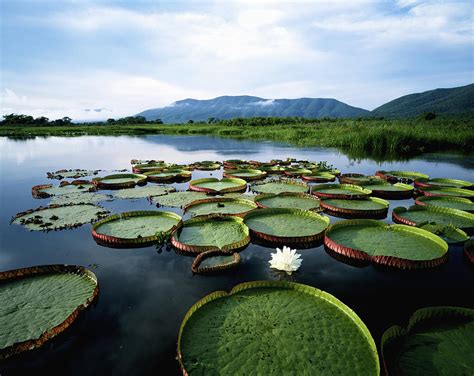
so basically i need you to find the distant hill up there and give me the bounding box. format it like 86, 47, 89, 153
137, 95, 370, 123
372, 83, 474, 118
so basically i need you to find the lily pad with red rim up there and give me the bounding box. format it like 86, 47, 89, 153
255, 192, 320, 211
312, 184, 372, 200
415, 196, 474, 213
320, 197, 389, 219
324, 219, 448, 269
183, 197, 257, 217
189, 178, 247, 194
0, 264, 98, 360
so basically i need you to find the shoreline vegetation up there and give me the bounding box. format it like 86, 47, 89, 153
1, 115, 473, 161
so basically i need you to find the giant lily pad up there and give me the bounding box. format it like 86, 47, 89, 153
46, 169, 100, 180
260, 165, 285, 174
171, 215, 250, 254
301, 171, 336, 182
12, 204, 109, 231
324, 219, 448, 269
255, 192, 320, 211
32, 180, 95, 199
189, 178, 247, 194
193, 161, 221, 171
418, 186, 474, 200
144, 169, 191, 183
320, 197, 389, 219
283, 167, 312, 177
375, 170, 429, 183
360, 182, 413, 200
132, 162, 168, 173
312, 184, 372, 199
92, 210, 182, 248
223, 169, 266, 181
414, 177, 474, 190
338, 173, 383, 185
415, 196, 474, 213
155, 191, 209, 208
244, 208, 329, 247
184, 197, 257, 217
250, 180, 308, 194
381, 306, 474, 375
393, 205, 474, 234
177, 281, 380, 375
92, 173, 147, 189
114, 185, 176, 200
0, 264, 98, 360
51, 191, 110, 205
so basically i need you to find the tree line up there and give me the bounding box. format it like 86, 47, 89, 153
0, 114, 164, 126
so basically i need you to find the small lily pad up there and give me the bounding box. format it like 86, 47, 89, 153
114, 185, 176, 200
189, 178, 247, 194
184, 197, 257, 217
255, 192, 320, 211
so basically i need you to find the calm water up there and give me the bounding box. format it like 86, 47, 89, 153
0, 135, 473, 375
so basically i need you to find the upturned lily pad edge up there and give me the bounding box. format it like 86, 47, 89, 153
176, 280, 380, 376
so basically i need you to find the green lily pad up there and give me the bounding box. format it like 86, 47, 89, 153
255, 192, 320, 211
324, 219, 448, 268
415, 177, 473, 189
0, 265, 98, 360
393, 205, 474, 233
415, 196, 474, 213
244, 208, 329, 246
361, 182, 413, 199
155, 191, 210, 207
12, 204, 109, 231
418, 186, 474, 200
171, 215, 250, 254
338, 173, 384, 185
144, 169, 191, 182
193, 161, 221, 170
92, 173, 147, 189
51, 191, 110, 205
46, 169, 100, 180
376, 170, 429, 183
312, 184, 372, 199
418, 223, 469, 244
260, 165, 285, 174
32, 182, 94, 198
250, 180, 308, 194
224, 169, 266, 181
301, 171, 336, 182
184, 198, 257, 217
114, 185, 176, 200
189, 178, 247, 194
381, 306, 474, 376
283, 167, 313, 177
92, 210, 182, 247
178, 281, 379, 375
132, 162, 168, 173
320, 197, 389, 219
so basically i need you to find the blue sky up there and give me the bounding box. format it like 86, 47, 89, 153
1, 0, 472, 120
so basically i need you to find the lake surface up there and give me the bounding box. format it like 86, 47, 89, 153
0, 135, 473, 375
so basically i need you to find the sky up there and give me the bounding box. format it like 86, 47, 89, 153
0, 0, 472, 121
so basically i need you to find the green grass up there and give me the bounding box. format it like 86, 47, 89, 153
1, 117, 473, 161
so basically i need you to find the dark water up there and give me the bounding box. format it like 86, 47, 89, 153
0, 135, 473, 375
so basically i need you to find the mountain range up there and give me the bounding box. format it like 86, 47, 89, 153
137, 83, 473, 123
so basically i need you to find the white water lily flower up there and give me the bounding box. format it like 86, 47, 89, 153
269, 246, 302, 275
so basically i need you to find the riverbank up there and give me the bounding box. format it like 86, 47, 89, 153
1, 118, 472, 160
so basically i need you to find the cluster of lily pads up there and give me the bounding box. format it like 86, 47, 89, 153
4, 158, 473, 374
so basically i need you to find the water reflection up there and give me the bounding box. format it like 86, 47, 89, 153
0, 135, 473, 375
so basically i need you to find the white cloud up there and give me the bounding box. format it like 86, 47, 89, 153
1, 72, 211, 121
2, 0, 472, 117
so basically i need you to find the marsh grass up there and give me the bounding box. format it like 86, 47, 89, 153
2, 117, 472, 161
